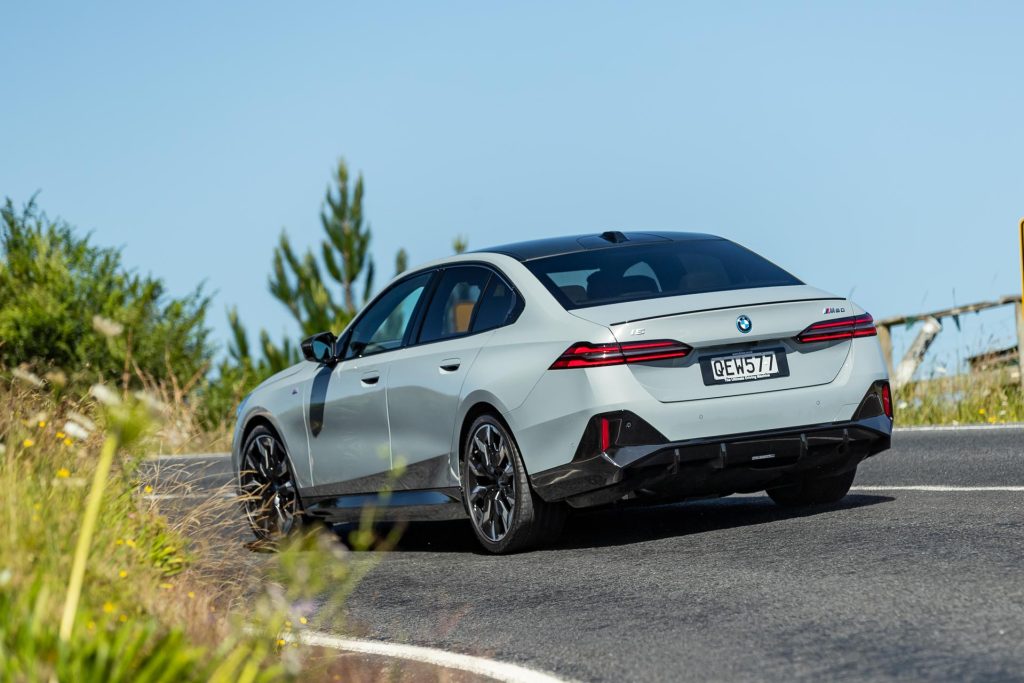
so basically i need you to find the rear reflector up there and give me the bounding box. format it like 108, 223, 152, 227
550, 340, 692, 369
796, 314, 877, 343
881, 381, 893, 419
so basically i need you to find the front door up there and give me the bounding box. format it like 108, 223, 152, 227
308, 271, 433, 494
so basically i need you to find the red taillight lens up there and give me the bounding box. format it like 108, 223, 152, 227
599, 417, 612, 451
549, 339, 691, 369
881, 381, 893, 419
796, 314, 877, 343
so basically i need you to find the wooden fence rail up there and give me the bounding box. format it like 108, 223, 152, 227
875, 294, 1024, 389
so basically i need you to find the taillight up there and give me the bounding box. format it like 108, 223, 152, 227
550, 340, 691, 369
796, 314, 877, 343
881, 381, 893, 419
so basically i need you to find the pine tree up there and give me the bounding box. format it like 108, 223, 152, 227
229, 159, 388, 375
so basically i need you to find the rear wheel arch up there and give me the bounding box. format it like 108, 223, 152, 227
458, 402, 527, 472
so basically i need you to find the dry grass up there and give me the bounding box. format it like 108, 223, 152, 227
0, 371, 439, 682
894, 368, 1024, 426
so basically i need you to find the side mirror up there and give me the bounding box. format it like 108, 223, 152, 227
301, 331, 338, 364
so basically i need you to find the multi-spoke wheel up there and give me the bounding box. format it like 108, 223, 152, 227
462, 414, 566, 554
466, 422, 517, 543
239, 425, 303, 540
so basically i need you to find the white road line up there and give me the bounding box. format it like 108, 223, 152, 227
894, 423, 1024, 432
852, 485, 1024, 492
297, 631, 574, 683
142, 493, 237, 500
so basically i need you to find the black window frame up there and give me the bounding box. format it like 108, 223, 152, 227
411, 262, 524, 347
338, 269, 440, 361
335, 261, 525, 360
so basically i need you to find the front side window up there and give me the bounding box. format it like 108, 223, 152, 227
345, 272, 432, 359
419, 267, 490, 343
525, 239, 801, 309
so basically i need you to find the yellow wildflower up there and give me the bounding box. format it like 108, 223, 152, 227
277, 639, 286, 647
63, 438, 73, 447
102, 602, 115, 614
22, 439, 34, 448
187, 591, 195, 599
37, 420, 46, 428
115, 539, 124, 546
56, 468, 70, 478
56, 431, 65, 439
119, 614, 128, 623
978, 408, 986, 415
299, 616, 308, 625
125, 539, 136, 548
143, 485, 153, 494
159, 583, 174, 590
119, 570, 128, 578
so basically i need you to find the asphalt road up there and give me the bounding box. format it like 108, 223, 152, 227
155, 427, 1024, 682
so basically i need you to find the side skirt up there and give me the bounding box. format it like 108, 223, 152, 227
300, 487, 468, 523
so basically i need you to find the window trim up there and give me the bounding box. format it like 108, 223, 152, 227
411, 262, 525, 348
337, 261, 525, 360
340, 269, 439, 361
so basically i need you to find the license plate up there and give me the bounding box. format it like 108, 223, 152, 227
700, 349, 790, 385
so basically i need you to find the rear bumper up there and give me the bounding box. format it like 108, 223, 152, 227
530, 414, 892, 507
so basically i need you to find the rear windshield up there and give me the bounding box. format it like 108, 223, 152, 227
525, 239, 801, 309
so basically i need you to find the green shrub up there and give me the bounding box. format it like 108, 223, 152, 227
0, 197, 213, 396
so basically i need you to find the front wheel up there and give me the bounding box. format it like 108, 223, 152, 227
238, 425, 304, 541
767, 467, 857, 507
462, 414, 566, 554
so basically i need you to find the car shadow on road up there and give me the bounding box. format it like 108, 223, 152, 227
366, 493, 895, 553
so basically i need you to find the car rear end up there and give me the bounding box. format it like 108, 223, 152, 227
503, 234, 892, 508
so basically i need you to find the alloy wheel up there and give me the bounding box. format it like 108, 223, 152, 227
466, 422, 517, 542
240, 432, 300, 538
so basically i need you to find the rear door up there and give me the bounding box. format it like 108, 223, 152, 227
386, 265, 520, 490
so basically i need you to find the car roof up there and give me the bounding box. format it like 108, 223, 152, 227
473, 230, 721, 262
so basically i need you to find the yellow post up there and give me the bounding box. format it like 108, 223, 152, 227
1018, 219, 1024, 388
1020, 218, 1024, 307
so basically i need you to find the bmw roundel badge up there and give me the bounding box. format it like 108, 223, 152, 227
736, 315, 752, 333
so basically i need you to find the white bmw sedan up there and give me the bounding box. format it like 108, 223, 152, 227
233, 231, 892, 553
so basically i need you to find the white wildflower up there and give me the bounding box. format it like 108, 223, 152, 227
90, 384, 122, 407
63, 421, 91, 441
12, 366, 43, 387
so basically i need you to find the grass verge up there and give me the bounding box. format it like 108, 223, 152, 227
894, 370, 1024, 426
0, 371, 406, 682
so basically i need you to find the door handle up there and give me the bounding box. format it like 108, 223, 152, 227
360, 372, 380, 386
439, 358, 461, 373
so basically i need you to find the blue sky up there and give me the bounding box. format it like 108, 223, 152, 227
3, 1, 1023, 372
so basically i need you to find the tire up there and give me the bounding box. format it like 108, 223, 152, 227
461, 414, 566, 554
238, 425, 305, 541
767, 467, 857, 507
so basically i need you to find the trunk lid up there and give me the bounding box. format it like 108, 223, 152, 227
569, 285, 853, 403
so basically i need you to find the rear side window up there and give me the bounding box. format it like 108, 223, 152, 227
472, 275, 518, 332
525, 239, 801, 309
419, 266, 490, 343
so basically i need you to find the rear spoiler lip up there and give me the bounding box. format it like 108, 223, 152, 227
607, 296, 847, 327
